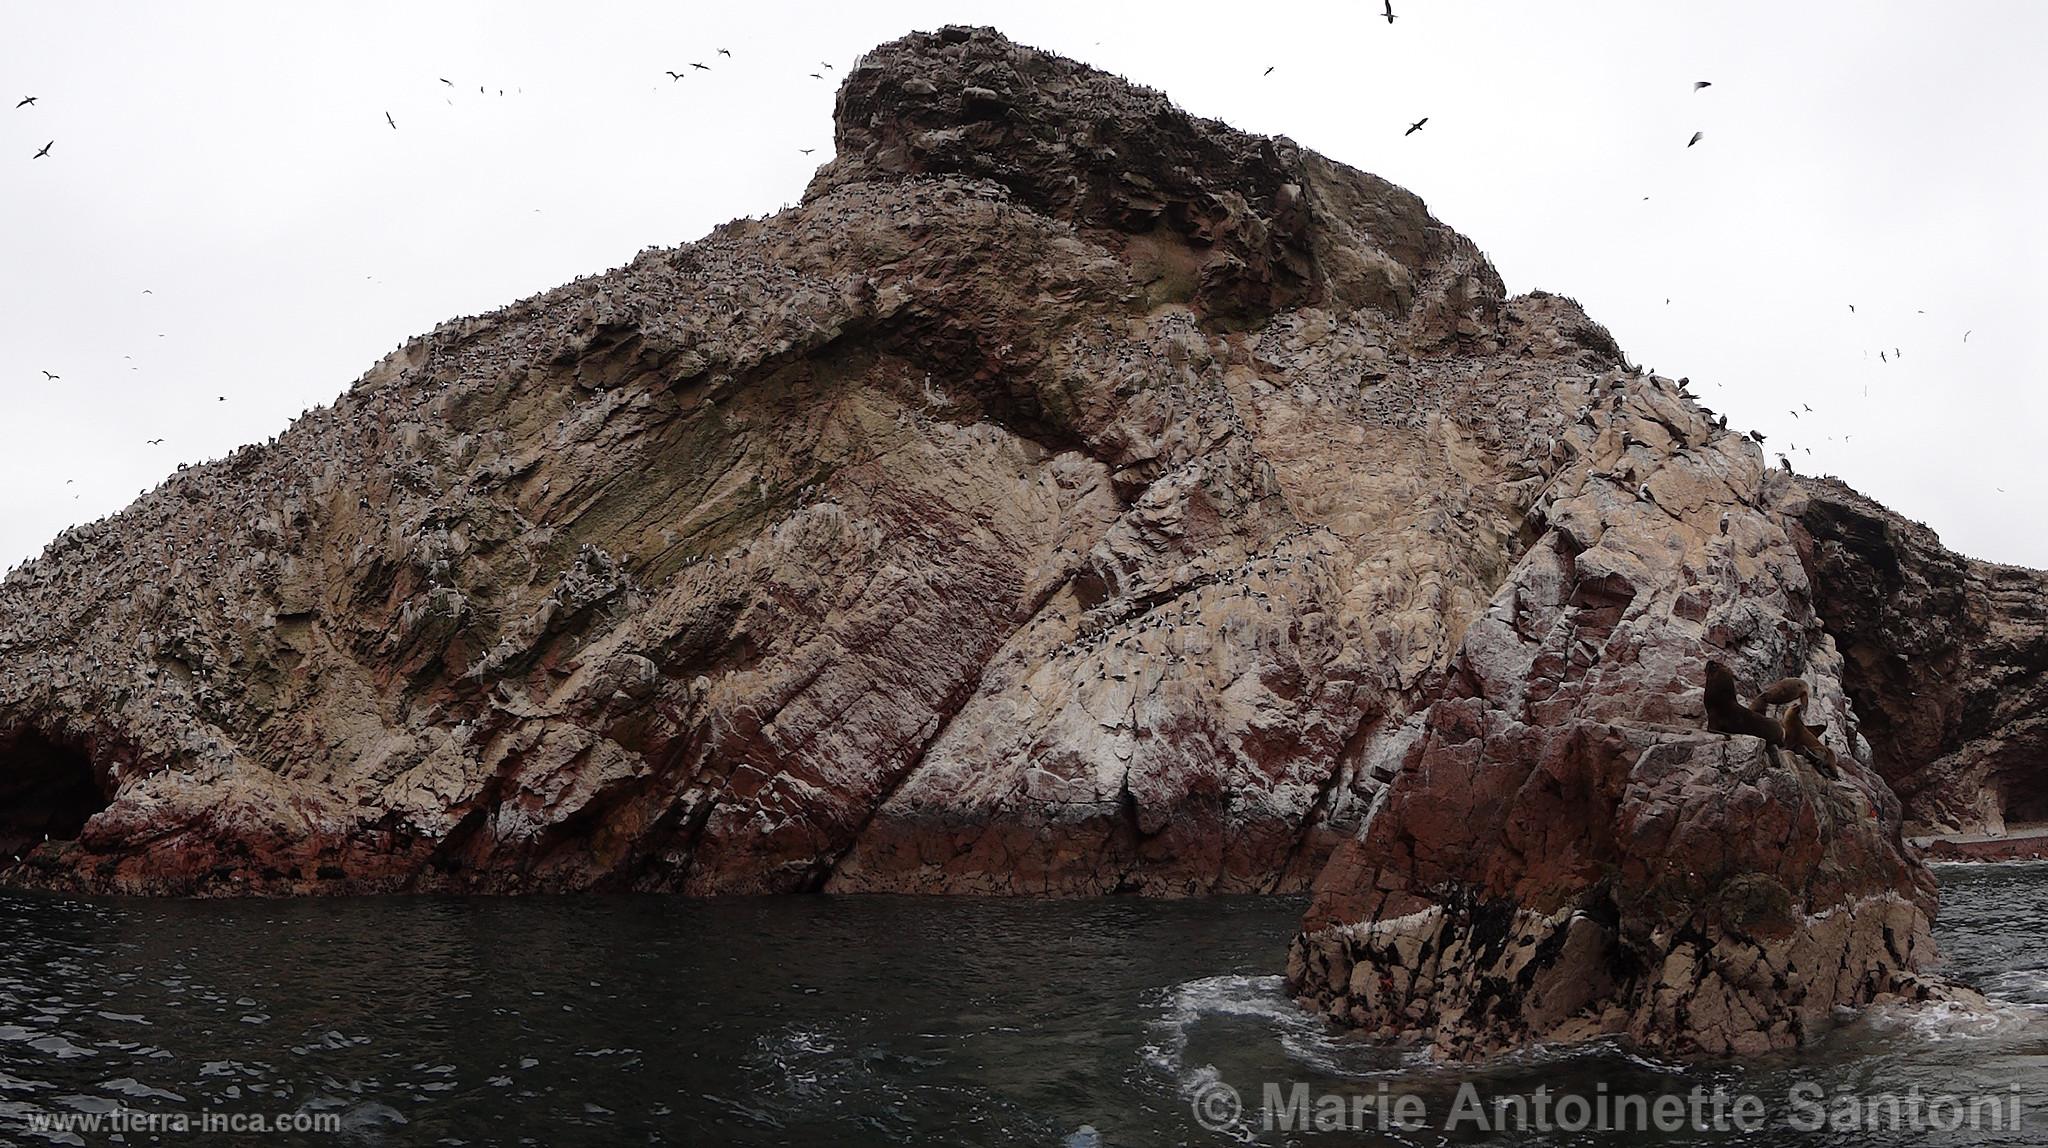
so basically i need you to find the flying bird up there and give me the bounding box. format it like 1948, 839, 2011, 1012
1788, 409, 1799, 418
40, 371, 59, 380
1693, 81, 1711, 92
15, 96, 35, 108
809, 72, 823, 79
1382, 0, 1396, 23
1405, 117, 1428, 136
820, 62, 834, 70
1880, 351, 1887, 362
667, 70, 685, 80
146, 438, 163, 445
32, 140, 52, 158
799, 148, 815, 155
1264, 66, 1275, 76
1964, 330, 1971, 342
440, 78, 453, 86
690, 62, 709, 70
718, 48, 731, 57
1848, 304, 1856, 312
385, 111, 396, 129
1687, 131, 1704, 147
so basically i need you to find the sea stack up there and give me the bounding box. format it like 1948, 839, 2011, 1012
0, 26, 2017, 1059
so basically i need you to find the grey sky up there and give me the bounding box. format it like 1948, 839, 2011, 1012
3, 1, 2042, 570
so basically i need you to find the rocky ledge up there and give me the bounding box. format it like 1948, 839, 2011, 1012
0, 25, 2024, 1060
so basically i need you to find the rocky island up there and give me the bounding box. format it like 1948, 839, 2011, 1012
0, 27, 2035, 1060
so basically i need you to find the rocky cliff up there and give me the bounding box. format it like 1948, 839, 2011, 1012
1788, 478, 2048, 835
0, 25, 2017, 1058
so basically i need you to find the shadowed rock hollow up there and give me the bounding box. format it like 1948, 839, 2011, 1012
0, 25, 2015, 1059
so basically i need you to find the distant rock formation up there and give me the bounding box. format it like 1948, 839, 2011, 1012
1788, 478, 2048, 835
0, 25, 2012, 1058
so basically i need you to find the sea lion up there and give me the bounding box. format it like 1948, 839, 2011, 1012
1781, 700, 1840, 779
1748, 676, 1810, 716
1704, 660, 1785, 746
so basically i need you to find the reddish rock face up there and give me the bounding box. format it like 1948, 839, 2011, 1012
1285, 394, 1985, 1059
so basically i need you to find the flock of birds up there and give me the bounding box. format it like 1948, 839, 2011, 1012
7, 19, 1990, 519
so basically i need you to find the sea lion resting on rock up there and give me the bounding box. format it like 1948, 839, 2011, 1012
1704, 660, 1785, 747
1780, 699, 1841, 779
1748, 676, 1810, 715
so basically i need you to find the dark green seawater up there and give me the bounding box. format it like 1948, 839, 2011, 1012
4, 863, 2047, 1146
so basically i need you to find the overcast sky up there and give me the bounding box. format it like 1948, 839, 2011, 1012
3, 1, 2041, 571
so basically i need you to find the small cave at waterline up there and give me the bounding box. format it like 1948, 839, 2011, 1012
0, 728, 114, 868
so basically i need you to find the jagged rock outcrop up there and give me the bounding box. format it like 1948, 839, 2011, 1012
1284, 433, 1983, 1057
0, 25, 1995, 1059
1787, 478, 2048, 835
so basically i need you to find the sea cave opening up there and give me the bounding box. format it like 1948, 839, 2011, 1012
0, 727, 111, 865
1999, 766, 2048, 833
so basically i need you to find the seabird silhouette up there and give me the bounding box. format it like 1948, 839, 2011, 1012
385, 111, 396, 129
1405, 117, 1427, 136
1687, 131, 1703, 147
1382, 0, 1396, 23
32, 140, 52, 158
1693, 81, 1711, 91
40, 371, 59, 380
15, 96, 35, 108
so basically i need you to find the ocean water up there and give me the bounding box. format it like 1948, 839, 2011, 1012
3, 864, 2046, 1146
